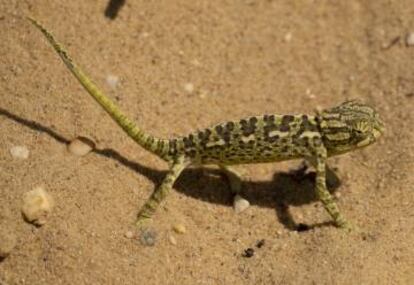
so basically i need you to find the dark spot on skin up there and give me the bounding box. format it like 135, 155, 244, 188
225, 121, 235, 131
282, 115, 295, 124
185, 149, 197, 157
313, 137, 322, 147
264, 114, 275, 123
183, 136, 195, 148
279, 115, 294, 132
265, 134, 279, 143
221, 131, 231, 143
302, 137, 309, 147
215, 125, 223, 134
168, 139, 177, 155
281, 146, 289, 153
279, 124, 290, 132
198, 129, 212, 145
240, 118, 256, 136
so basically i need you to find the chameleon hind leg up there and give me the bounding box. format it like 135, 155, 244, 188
136, 156, 188, 228
219, 165, 243, 194
310, 147, 351, 230
219, 165, 250, 213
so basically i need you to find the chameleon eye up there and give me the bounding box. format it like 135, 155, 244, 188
354, 129, 364, 135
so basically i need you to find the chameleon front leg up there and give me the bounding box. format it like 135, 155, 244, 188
312, 147, 350, 229
136, 156, 188, 228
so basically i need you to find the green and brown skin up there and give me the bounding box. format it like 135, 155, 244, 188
29, 18, 385, 231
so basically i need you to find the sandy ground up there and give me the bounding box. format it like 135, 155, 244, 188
1, 1, 413, 284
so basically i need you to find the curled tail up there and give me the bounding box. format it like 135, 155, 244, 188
28, 17, 171, 161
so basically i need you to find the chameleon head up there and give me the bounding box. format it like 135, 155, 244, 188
318, 100, 385, 156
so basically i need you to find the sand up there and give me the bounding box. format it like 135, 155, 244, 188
0, 1, 413, 284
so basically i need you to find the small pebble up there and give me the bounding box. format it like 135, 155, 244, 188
10, 145, 29, 159
406, 32, 414, 46
0, 228, 16, 258
21, 187, 54, 226
106, 74, 119, 89
173, 224, 186, 234
124, 231, 135, 239
256, 239, 265, 248
168, 235, 177, 245
140, 229, 157, 246
284, 32, 292, 42
233, 195, 250, 213
275, 230, 283, 237
183, 83, 194, 94
67, 137, 95, 156
242, 248, 255, 258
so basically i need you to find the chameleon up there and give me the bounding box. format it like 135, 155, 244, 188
29, 18, 385, 231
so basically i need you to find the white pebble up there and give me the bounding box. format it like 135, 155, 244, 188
10, 145, 29, 159
168, 235, 177, 245
124, 231, 135, 239
284, 32, 292, 42
21, 187, 54, 226
67, 137, 95, 156
183, 83, 194, 94
106, 74, 119, 89
233, 194, 250, 213
172, 224, 186, 234
406, 32, 414, 46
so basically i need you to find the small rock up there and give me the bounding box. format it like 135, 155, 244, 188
124, 231, 135, 239
10, 145, 29, 159
284, 32, 292, 42
0, 228, 16, 258
106, 74, 119, 89
67, 137, 95, 156
191, 59, 201, 66
406, 32, 414, 46
140, 229, 157, 246
233, 195, 250, 213
173, 224, 186, 234
22, 187, 54, 226
242, 248, 255, 258
256, 239, 265, 248
168, 235, 177, 245
183, 83, 194, 94
275, 230, 283, 237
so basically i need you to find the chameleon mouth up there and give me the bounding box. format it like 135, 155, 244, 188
372, 127, 383, 140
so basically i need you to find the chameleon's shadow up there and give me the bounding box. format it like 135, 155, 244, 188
177, 165, 341, 231
104, 0, 126, 20
1, 107, 340, 231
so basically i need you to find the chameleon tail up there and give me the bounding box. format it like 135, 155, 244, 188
28, 17, 171, 161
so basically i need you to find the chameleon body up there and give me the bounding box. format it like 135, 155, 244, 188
29, 18, 385, 230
